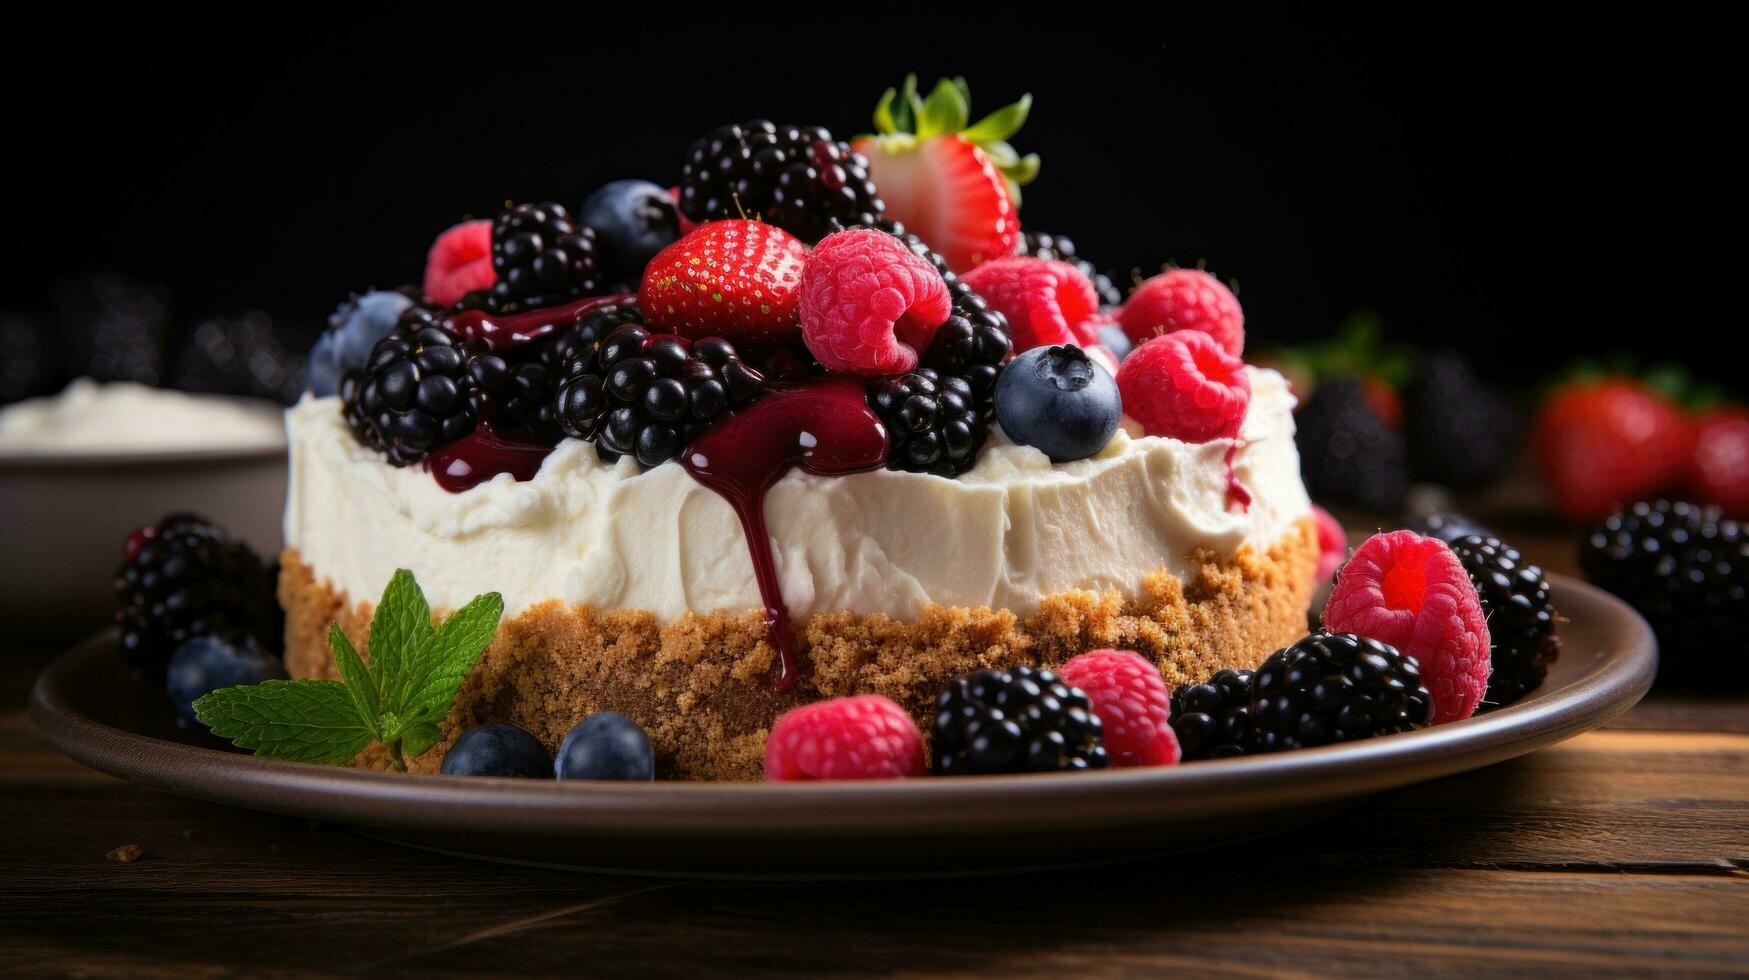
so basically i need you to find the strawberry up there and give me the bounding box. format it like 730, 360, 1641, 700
1533, 376, 1695, 522
853, 76, 1037, 273
1689, 406, 1749, 518
638, 219, 808, 343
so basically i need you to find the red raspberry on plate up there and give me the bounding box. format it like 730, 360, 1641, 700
639, 219, 809, 343
1058, 649, 1180, 767
423, 219, 495, 308
1323, 530, 1491, 724
1117, 268, 1245, 356
798, 228, 952, 375
961, 256, 1101, 353
1116, 329, 1251, 443
1313, 504, 1346, 584
764, 694, 927, 781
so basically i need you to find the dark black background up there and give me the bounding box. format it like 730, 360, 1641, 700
8, 9, 1729, 390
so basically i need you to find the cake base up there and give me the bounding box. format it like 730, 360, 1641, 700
280, 517, 1317, 780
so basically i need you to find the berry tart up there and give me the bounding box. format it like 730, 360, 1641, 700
276, 80, 1321, 779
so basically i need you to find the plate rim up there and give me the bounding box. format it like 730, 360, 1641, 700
29, 574, 1657, 840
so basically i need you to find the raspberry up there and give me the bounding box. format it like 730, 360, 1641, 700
1313, 504, 1347, 584
1058, 650, 1180, 767
799, 228, 952, 375
960, 256, 1100, 353
1324, 530, 1491, 723
1117, 268, 1245, 356
1115, 330, 1251, 443
423, 219, 495, 308
764, 694, 927, 781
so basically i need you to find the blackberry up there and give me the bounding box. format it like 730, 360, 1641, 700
341, 309, 483, 465
1405, 351, 1518, 488
1251, 632, 1434, 751
169, 311, 304, 404
1295, 377, 1410, 512
468, 355, 560, 443
932, 666, 1109, 775
1581, 500, 1749, 681
115, 513, 281, 674
1016, 231, 1123, 308
867, 368, 986, 478
552, 321, 764, 468
1170, 668, 1256, 760
679, 120, 883, 243
1446, 535, 1559, 709
486, 202, 599, 314
1412, 511, 1496, 545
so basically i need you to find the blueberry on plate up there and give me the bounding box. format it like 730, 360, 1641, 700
1095, 323, 1133, 362
994, 344, 1122, 462
330, 289, 415, 375
441, 723, 553, 778
166, 634, 288, 723
579, 180, 681, 285
555, 712, 654, 781
305, 329, 343, 397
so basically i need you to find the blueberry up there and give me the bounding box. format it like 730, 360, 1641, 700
555, 712, 654, 781
441, 723, 553, 778
333, 290, 415, 372
994, 345, 1122, 462
306, 329, 342, 397
1096, 323, 1133, 363
579, 180, 680, 284
166, 634, 288, 723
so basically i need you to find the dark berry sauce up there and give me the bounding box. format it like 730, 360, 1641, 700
681, 377, 888, 691
1223, 442, 1253, 513
449, 293, 635, 352
425, 423, 554, 493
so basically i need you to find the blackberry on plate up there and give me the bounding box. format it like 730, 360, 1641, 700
1016, 231, 1123, 308
932, 666, 1109, 775
1251, 632, 1434, 751
486, 202, 599, 314
1295, 376, 1410, 513
341, 309, 484, 465
1448, 534, 1560, 709
867, 368, 986, 478
1405, 350, 1518, 488
1581, 500, 1748, 681
169, 311, 304, 404
1170, 668, 1256, 760
116, 513, 282, 674
1412, 511, 1496, 545
679, 120, 884, 243
551, 319, 765, 468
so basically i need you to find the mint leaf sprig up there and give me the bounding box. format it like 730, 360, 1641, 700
195, 569, 503, 771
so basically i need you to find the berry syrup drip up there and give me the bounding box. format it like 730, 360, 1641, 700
1223, 442, 1253, 513
449, 293, 635, 352
681, 377, 888, 692
426, 422, 554, 493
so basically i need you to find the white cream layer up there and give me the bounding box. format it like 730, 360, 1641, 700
285, 367, 1310, 620
0, 379, 287, 455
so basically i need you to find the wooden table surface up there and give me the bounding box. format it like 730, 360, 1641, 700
3, 535, 1747, 977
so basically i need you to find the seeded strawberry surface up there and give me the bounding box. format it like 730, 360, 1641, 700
639, 220, 809, 343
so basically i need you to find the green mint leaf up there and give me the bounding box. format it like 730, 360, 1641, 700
394, 592, 504, 728
194, 680, 376, 764
962, 93, 1031, 144
368, 568, 431, 702
399, 721, 444, 759
915, 78, 969, 139
329, 624, 381, 739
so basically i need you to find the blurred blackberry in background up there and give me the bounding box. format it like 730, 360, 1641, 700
1251, 632, 1434, 751
170, 311, 305, 404
680, 121, 884, 242
116, 513, 282, 674
1295, 377, 1409, 512
1411, 511, 1497, 545
1170, 668, 1256, 760
1016, 231, 1123, 308
1448, 535, 1560, 709
1581, 500, 1748, 682
0, 313, 66, 405
1405, 350, 1518, 487
51, 273, 169, 384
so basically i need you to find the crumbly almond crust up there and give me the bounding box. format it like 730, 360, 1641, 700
280, 516, 1317, 781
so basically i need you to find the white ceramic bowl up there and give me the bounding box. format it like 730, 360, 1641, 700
1, 439, 287, 645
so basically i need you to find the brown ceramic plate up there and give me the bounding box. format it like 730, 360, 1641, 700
31, 574, 1654, 877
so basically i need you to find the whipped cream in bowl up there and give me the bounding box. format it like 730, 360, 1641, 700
0, 379, 286, 462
